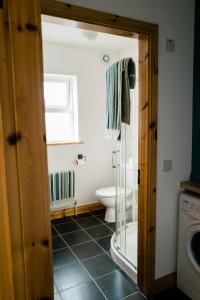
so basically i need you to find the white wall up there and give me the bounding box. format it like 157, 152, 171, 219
57, 0, 195, 279
43, 42, 120, 205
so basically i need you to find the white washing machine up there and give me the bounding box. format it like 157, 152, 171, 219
177, 192, 200, 300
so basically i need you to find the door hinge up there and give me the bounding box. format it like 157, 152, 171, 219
138, 169, 140, 185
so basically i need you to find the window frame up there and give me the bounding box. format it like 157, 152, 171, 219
44, 73, 80, 145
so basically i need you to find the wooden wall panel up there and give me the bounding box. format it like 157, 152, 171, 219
0, 95, 14, 300
0, 1, 53, 298
0, 6, 26, 299
138, 35, 149, 294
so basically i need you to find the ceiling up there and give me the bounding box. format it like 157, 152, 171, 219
42, 20, 137, 51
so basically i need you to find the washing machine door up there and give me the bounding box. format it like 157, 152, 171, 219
185, 224, 200, 274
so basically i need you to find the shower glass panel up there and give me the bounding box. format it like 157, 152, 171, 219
114, 87, 138, 270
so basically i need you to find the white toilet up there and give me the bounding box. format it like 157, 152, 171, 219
95, 186, 132, 223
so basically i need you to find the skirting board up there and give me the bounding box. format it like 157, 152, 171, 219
154, 272, 177, 295
50, 203, 105, 220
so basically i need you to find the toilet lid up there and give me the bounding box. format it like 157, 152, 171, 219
95, 186, 132, 198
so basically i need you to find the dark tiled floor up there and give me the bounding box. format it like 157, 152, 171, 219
76, 215, 102, 228
52, 212, 188, 300
82, 253, 119, 278
86, 224, 113, 239
96, 269, 138, 300
71, 240, 104, 260
60, 281, 105, 300
55, 220, 81, 234
54, 262, 91, 291
62, 230, 92, 246
53, 248, 77, 269
95, 235, 112, 252
52, 211, 138, 299
52, 236, 67, 251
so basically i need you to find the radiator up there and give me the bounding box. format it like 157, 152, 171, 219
49, 170, 75, 202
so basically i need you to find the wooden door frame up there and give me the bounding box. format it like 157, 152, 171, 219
0, 1, 53, 299
41, 1, 158, 296
0, 0, 158, 298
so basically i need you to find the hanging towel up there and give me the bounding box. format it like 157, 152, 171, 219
49, 170, 75, 202
121, 58, 135, 124
105, 57, 135, 139
105, 62, 121, 139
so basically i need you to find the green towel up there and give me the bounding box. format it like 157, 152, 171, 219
106, 57, 135, 139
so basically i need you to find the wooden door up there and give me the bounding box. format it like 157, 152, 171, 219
0, 1, 53, 299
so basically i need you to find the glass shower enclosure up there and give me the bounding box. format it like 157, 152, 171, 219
113, 87, 138, 273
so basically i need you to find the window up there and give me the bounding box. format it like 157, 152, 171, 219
44, 74, 79, 144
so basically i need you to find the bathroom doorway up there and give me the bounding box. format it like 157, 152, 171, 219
42, 14, 140, 297
0, 1, 158, 298
41, 2, 158, 296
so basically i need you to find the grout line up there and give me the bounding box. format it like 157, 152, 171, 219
55, 215, 111, 232
53, 259, 79, 271
81, 252, 108, 262
56, 233, 112, 249
52, 216, 138, 300
62, 238, 92, 248
71, 218, 109, 230
62, 233, 113, 248
72, 218, 110, 256
58, 292, 63, 299
94, 234, 112, 241
94, 269, 119, 280
54, 226, 82, 235
52, 222, 108, 299
77, 223, 106, 230
52, 246, 69, 253
52, 225, 112, 251
120, 291, 139, 300
91, 213, 115, 232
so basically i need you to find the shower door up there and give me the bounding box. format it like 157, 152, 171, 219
114, 89, 138, 269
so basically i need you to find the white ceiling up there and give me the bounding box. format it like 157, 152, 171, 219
42, 21, 137, 51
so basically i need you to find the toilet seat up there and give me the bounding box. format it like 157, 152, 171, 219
95, 186, 132, 198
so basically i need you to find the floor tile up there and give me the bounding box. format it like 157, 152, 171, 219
106, 223, 116, 232
62, 230, 92, 246
95, 269, 137, 300
54, 262, 91, 292
96, 236, 112, 252
61, 281, 105, 300
86, 225, 113, 239
71, 240, 104, 261
77, 216, 102, 229
92, 209, 106, 216
52, 217, 73, 225
95, 214, 107, 223
52, 226, 58, 237
55, 221, 81, 234
82, 253, 118, 278
124, 292, 145, 299
73, 213, 92, 220
52, 236, 67, 251
53, 248, 77, 269
54, 283, 58, 294
54, 293, 62, 300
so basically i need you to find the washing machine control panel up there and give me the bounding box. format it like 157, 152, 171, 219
182, 199, 200, 218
